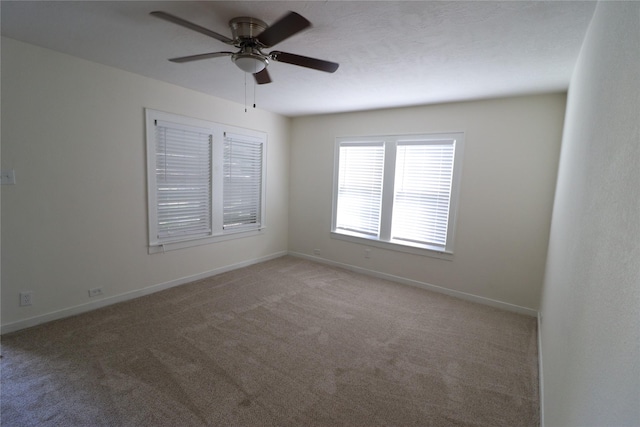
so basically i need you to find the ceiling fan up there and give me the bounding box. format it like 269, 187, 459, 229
150, 10, 339, 84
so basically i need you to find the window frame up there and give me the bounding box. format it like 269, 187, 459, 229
146, 109, 267, 254
331, 132, 464, 259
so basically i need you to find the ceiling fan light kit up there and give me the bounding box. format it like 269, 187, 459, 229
232, 49, 269, 73
151, 10, 339, 84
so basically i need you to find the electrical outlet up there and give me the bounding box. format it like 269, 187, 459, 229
19, 291, 33, 306
88, 287, 103, 298
313, 249, 321, 256
364, 248, 371, 259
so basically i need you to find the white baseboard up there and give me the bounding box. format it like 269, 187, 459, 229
1, 251, 287, 335
2, 250, 538, 334
538, 312, 545, 427
288, 251, 539, 317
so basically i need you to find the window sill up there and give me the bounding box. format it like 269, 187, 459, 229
149, 228, 265, 254
330, 230, 453, 261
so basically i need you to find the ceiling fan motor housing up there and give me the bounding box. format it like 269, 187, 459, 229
229, 17, 267, 42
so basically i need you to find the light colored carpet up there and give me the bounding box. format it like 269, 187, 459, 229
1, 256, 539, 426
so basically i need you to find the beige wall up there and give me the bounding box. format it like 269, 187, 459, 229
539, 2, 640, 426
0, 38, 290, 331
289, 94, 566, 312
1, 35, 571, 333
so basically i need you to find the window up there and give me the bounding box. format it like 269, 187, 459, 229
335, 142, 384, 236
146, 109, 266, 253
223, 132, 264, 231
153, 121, 213, 242
332, 133, 464, 256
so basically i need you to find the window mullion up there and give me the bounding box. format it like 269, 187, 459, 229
211, 130, 224, 235
378, 140, 396, 241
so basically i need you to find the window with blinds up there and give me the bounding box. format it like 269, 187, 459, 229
223, 133, 264, 230
392, 141, 455, 247
154, 121, 212, 242
146, 109, 267, 252
332, 133, 464, 255
335, 143, 384, 236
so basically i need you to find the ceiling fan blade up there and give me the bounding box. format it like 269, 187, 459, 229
150, 11, 233, 45
270, 51, 339, 73
253, 68, 272, 85
256, 11, 310, 47
168, 52, 233, 63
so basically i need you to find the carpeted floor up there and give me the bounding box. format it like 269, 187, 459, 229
1, 256, 539, 426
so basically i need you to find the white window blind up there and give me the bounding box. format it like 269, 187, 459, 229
335, 143, 384, 236
391, 141, 455, 247
223, 133, 263, 230
154, 121, 212, 242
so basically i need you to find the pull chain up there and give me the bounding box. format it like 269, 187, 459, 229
243, 72, 258, 112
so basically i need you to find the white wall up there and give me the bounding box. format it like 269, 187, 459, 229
0, 38, 290, 332
539, 2, 640, 426
290, 94, 565, 312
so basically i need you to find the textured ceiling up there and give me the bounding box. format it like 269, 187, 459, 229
1, 1, 596, 117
